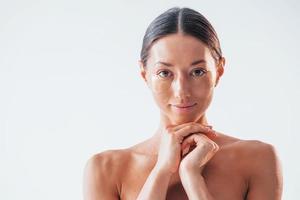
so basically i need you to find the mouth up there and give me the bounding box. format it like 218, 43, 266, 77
173, 103, 197, 108
171, 103, 197, 113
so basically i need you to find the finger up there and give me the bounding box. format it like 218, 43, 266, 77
173, 123, 216, 142
169, 122, 195, 131
181, 134, 207, 150
181, 134, 219, 156
170, 122, 213, 132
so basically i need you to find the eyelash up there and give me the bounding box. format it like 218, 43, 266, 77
157, 68, 207, 78
191, 68, 207, 77
157, 70, 172, 78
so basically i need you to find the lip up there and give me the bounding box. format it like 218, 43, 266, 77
173, 103, 196, 108
171, 103, 197, 113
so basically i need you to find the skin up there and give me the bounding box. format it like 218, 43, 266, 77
83, 34, 283, 200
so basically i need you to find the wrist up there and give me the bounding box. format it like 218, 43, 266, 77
179, 163, 202, 177
153, 164, 174, 178
179, 168, 204, 183
179, 167, 206, 189
180, 174, 213, 200
136, 164, 173, 199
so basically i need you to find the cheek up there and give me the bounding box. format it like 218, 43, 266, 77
193, 75, 215, 112
150, 76, 171, 94
197, 82, 214, 96
148, 75, 172, 106
148, 74, 173, 97
192, 75, 215, 98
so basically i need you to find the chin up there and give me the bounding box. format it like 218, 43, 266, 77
169, 113, 203, 125
161, 104, 208, 125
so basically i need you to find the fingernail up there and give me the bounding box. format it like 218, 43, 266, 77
207, 127, 215, 133
206, 125, 213, 129
212, 130, 217, 137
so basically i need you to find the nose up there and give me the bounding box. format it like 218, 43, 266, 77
172, 74, 191, 101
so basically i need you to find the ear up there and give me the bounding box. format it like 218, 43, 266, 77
215, 57, 225, 87
139, 60, 148, 83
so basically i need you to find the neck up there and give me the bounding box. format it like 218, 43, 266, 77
158, 113, 209, 128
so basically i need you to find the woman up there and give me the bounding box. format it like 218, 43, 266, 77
83, 7, 283, 200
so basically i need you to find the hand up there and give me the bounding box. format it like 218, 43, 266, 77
155, 122, 216, 174
179, 133, 219, 175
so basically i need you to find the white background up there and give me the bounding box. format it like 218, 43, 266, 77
1, 0, 299, 199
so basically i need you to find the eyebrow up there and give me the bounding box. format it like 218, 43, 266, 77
155, 59, 206, 67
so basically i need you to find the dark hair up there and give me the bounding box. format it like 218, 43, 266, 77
140, 7, 222, 66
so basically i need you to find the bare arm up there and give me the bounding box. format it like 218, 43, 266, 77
83, 153, 119, 200
177, 132, 218, 200
136, 165, 173, 200
246, 142, 283, 200
179, 167, 214, 200
136, 123, 216, 199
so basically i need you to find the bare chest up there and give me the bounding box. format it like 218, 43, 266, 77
119, 152, 248, 200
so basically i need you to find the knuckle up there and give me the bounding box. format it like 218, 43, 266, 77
186, 124, 193, 130
187, 122, 195, 126
175, 134, 183, 140
165, 127, 173, 133
211, 142, 219, 152
202, 141, 215, 150
204, 126, 211, 132
215, 143, 220, 151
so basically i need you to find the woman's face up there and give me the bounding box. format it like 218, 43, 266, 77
140, 34, 224, 125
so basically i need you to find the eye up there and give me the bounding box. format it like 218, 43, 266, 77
157, 70, 172, 78
191, 68, 207, 77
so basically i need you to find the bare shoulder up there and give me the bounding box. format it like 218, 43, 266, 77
85, 148, 133, 180
217, 132, 280, 158
83, 149, 132, 199
233, 139, 279, 155
225, 138, 282, 170
233, 139, 281, 167
231, 139, 283, 199
215, 133, 282, 177
88, 148, 131, 168
238, 139, 282, 175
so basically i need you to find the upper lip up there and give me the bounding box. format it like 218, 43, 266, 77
172, 103, 197, 108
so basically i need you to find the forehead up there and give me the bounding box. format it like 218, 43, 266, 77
148, 33, 213, 65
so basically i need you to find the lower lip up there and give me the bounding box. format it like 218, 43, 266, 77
172, 103, 197, 113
